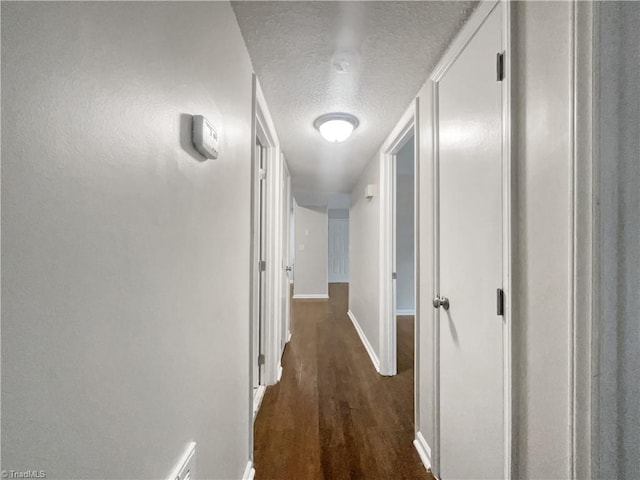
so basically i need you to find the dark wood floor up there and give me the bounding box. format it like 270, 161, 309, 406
254, 283, 433, 480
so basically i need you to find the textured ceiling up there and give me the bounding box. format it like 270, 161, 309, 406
232, 1, 478, 199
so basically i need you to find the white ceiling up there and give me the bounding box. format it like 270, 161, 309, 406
232, 1, 478, 202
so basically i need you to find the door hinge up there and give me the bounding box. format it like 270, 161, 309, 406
496, 52, 505, 81
259, 260, 266, 272
258, 354, 265, 366
497, 288, 505, 316
392, 272, 397, 280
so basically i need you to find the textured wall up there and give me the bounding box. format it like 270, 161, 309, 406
1, 2, 254, 478
349, 156, 381, 360
293, 205, 328, 296
595, 2, 640, 478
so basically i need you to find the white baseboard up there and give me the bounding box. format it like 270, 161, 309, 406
252, 385, 266, 421
396, 309, 416, 315
347, 309, 380, 372
292, 293, 329, 299
413, 431, 432, 471
286, 331, 292, 343
242, 461, 255, 480
277, 364, 283, 382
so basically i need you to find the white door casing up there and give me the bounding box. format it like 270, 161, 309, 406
431, 1, 512, 478
379, 103, 417, 378
256, 136, 267, 388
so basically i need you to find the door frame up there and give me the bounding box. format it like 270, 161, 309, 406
281, 156, 292, 354
379, 102, 417, 378
250, 76, 284, 390
427, 0, 513, 477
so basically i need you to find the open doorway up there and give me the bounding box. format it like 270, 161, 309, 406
328, 209, 349, 284
379, 105, 416, 378
394, 135, 416, 375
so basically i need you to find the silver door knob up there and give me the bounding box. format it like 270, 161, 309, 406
433, 295, 450, 310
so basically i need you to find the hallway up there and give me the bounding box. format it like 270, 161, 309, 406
254, 284, 432, 480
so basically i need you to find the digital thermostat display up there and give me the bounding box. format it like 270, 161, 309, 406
192, 115, 219, 159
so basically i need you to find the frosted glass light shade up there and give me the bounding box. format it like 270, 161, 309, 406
314, 113, 359, 143
319, 119, 354, 142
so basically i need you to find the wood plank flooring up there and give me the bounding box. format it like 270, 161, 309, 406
254, 283, 433, 480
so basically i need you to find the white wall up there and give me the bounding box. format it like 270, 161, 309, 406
395, 138, 415, 313
2, 2, 255, 479
416, 2, 579, 478
349, 157, 380, 360
293, 204, 328, 297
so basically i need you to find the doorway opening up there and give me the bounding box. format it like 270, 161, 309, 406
379, 106, 416, 379
394, 134, 416, 376
328, 209, 349, 284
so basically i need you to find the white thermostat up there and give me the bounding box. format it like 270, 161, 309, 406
192, 115, 219, 159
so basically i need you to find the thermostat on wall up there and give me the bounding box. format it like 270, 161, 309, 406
192, 115, 219, 159
365, 184, 375, 199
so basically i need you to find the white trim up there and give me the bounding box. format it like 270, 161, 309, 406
427, 1, 511, 477
413, 431, 432, 471
242, 461, 255, 480
572, 2, 595, 478
414, 82, 422, 438
379, 101, 417, 377
500, 2, 513, 478
252, 385, 266, 421
166, 442, 196, 480
286, 332, 292, 343
347, 309, 380, 372
292, 294, 329, 299
430, 73, 441, 475
277, 364, 283, 382
396, 309, 416, 316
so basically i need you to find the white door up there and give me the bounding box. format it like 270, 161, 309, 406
436, 4, 505, 479
328, 217, 349, 283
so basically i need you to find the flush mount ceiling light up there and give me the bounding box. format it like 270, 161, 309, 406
313, 113, 359, 143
